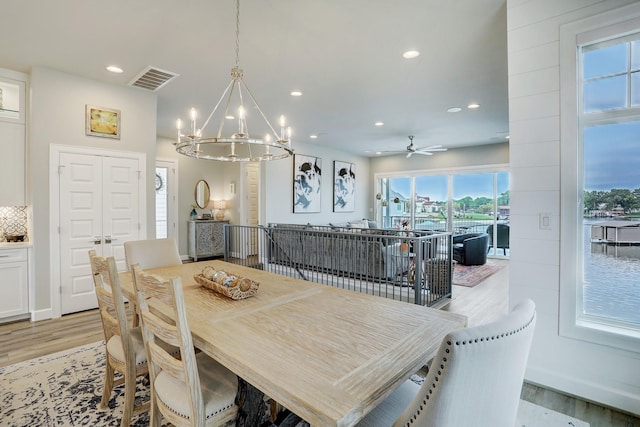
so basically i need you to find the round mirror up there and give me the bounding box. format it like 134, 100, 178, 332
194, 179, 210, 209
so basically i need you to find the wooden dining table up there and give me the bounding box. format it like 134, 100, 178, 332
119, 260, 467, 427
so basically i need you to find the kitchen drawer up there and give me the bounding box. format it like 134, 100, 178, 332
0, 248, 28, 263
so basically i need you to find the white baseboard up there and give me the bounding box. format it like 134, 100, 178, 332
526, 366, 640, 417
31, 308, 54, 322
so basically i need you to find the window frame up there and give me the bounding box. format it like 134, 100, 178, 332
374, 164, 508, 240
559, 6, 640, 352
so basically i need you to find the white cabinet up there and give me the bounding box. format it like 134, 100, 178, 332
0, 70, 27, 206
0, 247, 29, 320
0, 122, 25, 205
188, 220, 228, 261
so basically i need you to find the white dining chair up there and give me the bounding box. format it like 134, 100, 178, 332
123, 238, 182, 271
357, 299, 537, 427
89, 250, 151, 427
132, 264, 239, 427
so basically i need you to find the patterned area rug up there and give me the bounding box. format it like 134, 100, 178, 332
0, 341, 157, 427
453, 259, 505, 287
0, 341, 589, 427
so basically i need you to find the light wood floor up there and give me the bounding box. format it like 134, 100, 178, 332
1, 260, 638, 426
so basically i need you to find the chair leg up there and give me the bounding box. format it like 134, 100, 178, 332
150, 395, 163, 427
120, 371, 137, 427
100, 359, 115, 409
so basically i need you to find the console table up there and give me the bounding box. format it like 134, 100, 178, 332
188, 220, 228, 261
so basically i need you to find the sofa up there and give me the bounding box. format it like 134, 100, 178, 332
452, 233, 489, 265
267, 223, 411, 281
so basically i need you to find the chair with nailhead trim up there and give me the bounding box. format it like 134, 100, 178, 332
357, 299, 536, 427
132, 265, 239, 426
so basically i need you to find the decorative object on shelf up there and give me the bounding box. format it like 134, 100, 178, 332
174, 0, 293, 162
333, 160, 355, 212
393, 196, 400, 204
190, 205, 198, 220
213, 200, 227, 220
195, 266, 259, 300
293, 154, 321, 213
85, 105, 120, 139
376, 193, 382, 200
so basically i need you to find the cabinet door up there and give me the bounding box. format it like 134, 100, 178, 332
196, 222, 215, 257
212, 222, 226, 256
0, 260, 28, 318
0, 121, 25, 205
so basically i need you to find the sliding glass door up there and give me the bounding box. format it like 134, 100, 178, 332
377, 169, 509, 258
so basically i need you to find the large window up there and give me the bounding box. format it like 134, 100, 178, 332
560, 10, 640, 349
376, 169, 509, 257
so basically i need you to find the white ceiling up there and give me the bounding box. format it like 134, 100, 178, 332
1, 0, 508, 157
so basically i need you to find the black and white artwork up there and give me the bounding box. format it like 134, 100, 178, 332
333, 161, 355, 212
293, 154, 322, 213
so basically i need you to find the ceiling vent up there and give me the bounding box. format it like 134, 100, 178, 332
129, 66, 178, 91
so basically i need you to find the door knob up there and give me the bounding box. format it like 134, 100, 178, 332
92, 237, 102, 244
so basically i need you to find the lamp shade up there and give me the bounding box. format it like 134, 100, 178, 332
213, 200, 226, 210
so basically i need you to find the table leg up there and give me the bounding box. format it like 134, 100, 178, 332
235, 378, 271, 426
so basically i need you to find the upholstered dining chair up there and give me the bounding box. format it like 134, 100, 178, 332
123, 238, 182, 271
132, 264, 239, 427
89, 250, 151, 427
356, 299, 537, 427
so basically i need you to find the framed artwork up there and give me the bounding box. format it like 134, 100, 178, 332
85, 105, 120, 139
333, 160, 355, 212
293, 154, 322, 213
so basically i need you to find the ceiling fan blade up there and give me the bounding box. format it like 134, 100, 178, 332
406, 152, 413, 158
416, 145, 447, 152
413, 151, 433, 156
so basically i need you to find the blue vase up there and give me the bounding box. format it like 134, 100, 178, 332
190, 208, 197, 220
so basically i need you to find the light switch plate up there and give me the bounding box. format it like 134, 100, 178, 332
539, 212, 551, 230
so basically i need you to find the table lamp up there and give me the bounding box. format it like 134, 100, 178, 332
213, 200, 226, 220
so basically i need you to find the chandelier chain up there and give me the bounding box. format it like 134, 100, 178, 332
235, 0, 240, 66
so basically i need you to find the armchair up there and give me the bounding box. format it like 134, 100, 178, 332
452, 233, 489, 265
487, 223, 510, 255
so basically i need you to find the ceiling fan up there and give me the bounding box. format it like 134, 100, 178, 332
381, 135, 448, 158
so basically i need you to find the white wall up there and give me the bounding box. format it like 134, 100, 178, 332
369, 143, 509, 175
507, 0, 639, 415
156, 136, 231, 256
29, 67, 157, 312
264, 141, 370, 225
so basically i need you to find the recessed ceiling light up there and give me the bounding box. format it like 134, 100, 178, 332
374, 121, 384, 127
310, 134, 318, 139
290, 91, 302, 97
106, 65, 123, 74
376, 151, 382, 155
225, 115, 235, 120
505, 135, 510, 139
467, 103, 480, 109
402, 50, 420, 59
447, 107, 462, 113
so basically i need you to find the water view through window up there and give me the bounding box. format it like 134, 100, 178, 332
581, 34, 640, 326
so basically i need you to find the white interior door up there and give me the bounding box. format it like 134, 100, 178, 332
241, 162, 260, 256
102, 156, 140, 271
58, 152, 141, 315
